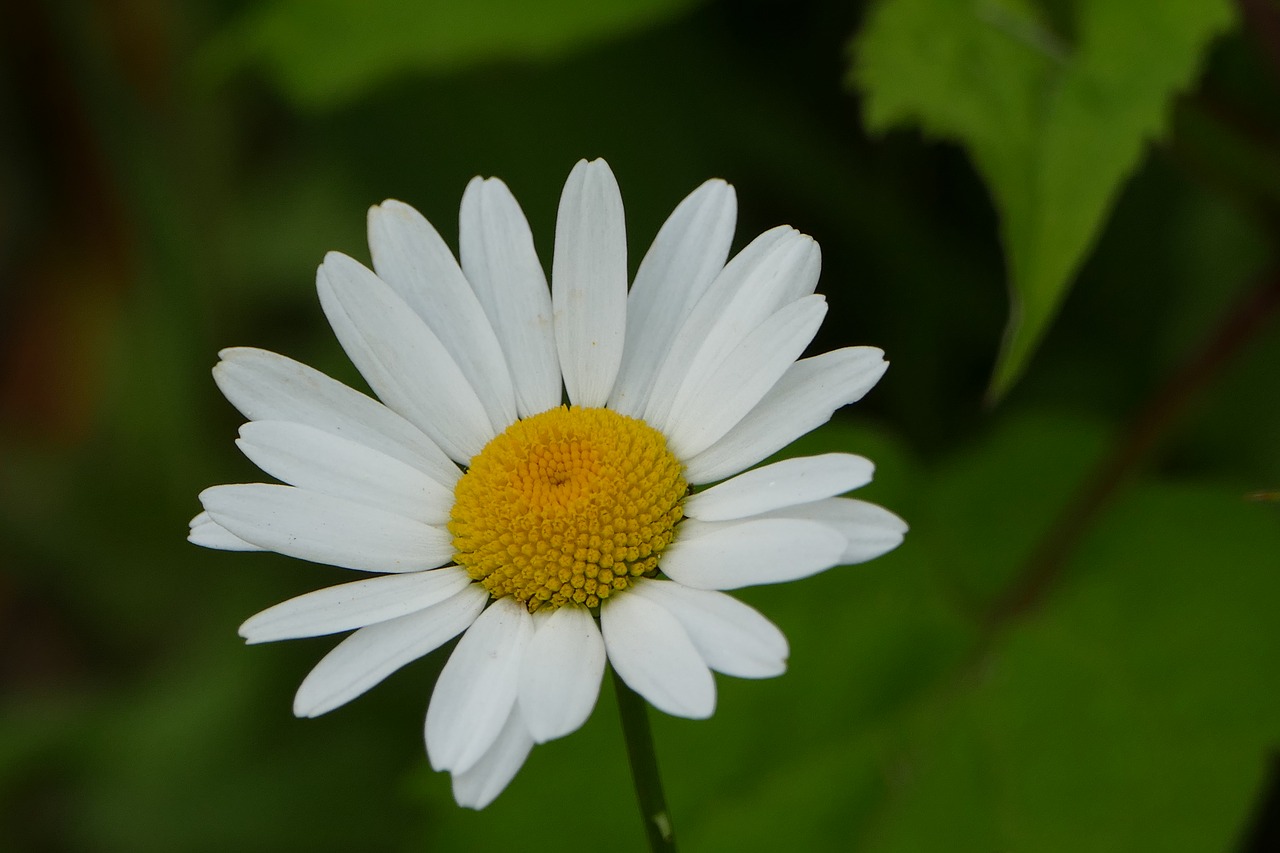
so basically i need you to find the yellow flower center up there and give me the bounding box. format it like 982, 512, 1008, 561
449, 406, 687, 611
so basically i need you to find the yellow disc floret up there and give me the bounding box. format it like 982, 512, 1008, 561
449, 406, 687, 611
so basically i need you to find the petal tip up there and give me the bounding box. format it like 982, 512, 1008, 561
215, 346, 253, 363
371, 198, 419, 222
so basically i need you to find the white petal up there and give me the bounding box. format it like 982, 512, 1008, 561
239, 567, 474, 644
200, 484, 453, 573
214, 347, 460, 487
236, 421, 455, 524
664, 295, 828, 459
188, 511, 264, 551
426, 597, 534, 774
459, 177, 562, 418
684, 453, 874, 521
629, 579, 788, 679
292, 584, 487, 717
368, 200, 518, 432
644, 227, 819, 430
683, 347, 888, 485
451, 705, 535, 810
601, 592, 715, 719
756, 497, 907, 564
517, 605, 605, 743
659, 518, 847, 590
552, 159, 627, 407
608, 180, 737, 417
317, 252, 493, 463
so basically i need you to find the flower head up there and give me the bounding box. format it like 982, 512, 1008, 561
191, 159, 905, 808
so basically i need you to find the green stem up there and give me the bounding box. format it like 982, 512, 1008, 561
985, 270, 1280, 628
612, 668, 678, 853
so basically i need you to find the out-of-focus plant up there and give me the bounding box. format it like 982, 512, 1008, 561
3, 0, 1280, 850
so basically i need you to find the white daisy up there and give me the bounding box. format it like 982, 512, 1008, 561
191, 159, 905, 809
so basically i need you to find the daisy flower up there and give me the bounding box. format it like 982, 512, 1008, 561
191, 159, 905, 810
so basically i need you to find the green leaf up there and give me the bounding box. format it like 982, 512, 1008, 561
851, 0, 1234, 399
868, 483, 1280, 852
200, 0, 704, 110
920, 411, 1111, 610
645, 415, 1280, 852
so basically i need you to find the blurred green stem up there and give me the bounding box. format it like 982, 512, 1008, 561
987, 270, 1280, 627
612, 668, 678, 853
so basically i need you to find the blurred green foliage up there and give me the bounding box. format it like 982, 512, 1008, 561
3, 0, 1279, 851
854, 0, 1235, 398
201, 0, 705, 109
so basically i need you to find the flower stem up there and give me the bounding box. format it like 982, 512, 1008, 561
612, 667, 678, 853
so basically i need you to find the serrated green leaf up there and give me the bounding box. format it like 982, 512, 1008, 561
852, 0, 1234, 399
200, 0, 703, 110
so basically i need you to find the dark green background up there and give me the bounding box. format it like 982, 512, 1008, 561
3, 0, 1279, 850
